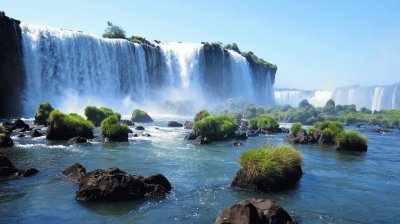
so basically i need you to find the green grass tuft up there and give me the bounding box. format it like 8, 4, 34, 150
48, 110, 94, 135
100, 115, 130, 141
192, 114, 237, 140
84, 106, 119, 126
335, 130, 368, 146
194, 109, 210, 122
291, 122, 302, 135
35, 102, 54, 125
248, 114, 279, 130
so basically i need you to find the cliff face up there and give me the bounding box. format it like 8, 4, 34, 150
0, 13, 24, 117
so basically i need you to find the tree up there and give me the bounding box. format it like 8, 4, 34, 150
298, 99, 313, 109
102, 22, 126, 39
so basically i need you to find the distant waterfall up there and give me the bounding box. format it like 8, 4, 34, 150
274, 90, 332, 107
19, 23, 275, 115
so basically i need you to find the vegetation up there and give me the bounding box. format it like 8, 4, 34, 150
127, 35, 155, 47
102, 22, 126, 39
248, 114, 279, 130
34, 102, 54, 125
0, 125, 5, 137
335, 130, 368, 146
223, 43, 240, 53
47, 110, 94, 140
291, 123, 302, 135
131, 109, 153, 123
238, 145, 302, 178
194, 109, 210, 122
192, 114, 237, 140
84, 106, 120, 126
100, 115, 130, 142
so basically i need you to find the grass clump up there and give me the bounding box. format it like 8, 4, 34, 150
0, 125, 5, 137
238, 145, 302, 179
194, 109, 210, 122
291, 123, 302, 135
100, 115, 130, 142
84, 106, 120, 126
131, 109, 153, 123
248, 114, 279, 130
335, 130, 368, 148
192, 114, 237, 140
47, 110, 94, 140
34, 102, 54, 125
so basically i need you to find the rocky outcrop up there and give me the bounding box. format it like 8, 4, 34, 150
0, 13, 25, 117
234, 131, 248, 140
335, 142, 368, 152
72, 167, 171, 201
30, 129, 43, 138
167, 121, 183, 128
120, 120, 134, 126
67, 136, 88, 144
135, 126, 145, 130
63, 163, 87, 183
193, 136, 210, 145
185, 131, 197, 140
0, 153, 38, 177
184, 121, 193, 129
0, 134, 13, 147
284, 129, 310, 144
215, 198, 295, 224
131, 109, 154, 123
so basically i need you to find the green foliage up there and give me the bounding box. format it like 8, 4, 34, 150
291, 123, 302, 135
211, 42, 223, 48
127, 35, 155, 47
299, 99, 313, 109
192, 114, 237, 140
307, 127, 316, 136
224, 43, 241, 53
131, 109, 153, 122
335, 130, 368, 146
102, 22, 126, 39
100, 115, 130, 141
315, 121, 343, 136
241, 51, 277, 70
0, 125, 5, 137
238, 145, 302, 178
84, 106, 119, 126
34, 102, 54, 125
48, 110, 93, 135
194, 110, 210, 122
248, 114, 279, 130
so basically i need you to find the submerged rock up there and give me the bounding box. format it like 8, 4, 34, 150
233, 141, 242, 146
63, 163, 87, 183
167, 121, 183, 128
234, 131, 248, 140
142, 133, 151, 137
75, 167, 171, 201
193, 136, 210, 145
0, 153, 38, 177
67, 136, 88, 144
16, 168, 39, 177
120, 120, 134, 126
215, 198, 296, 224
184, 131, 197, 140
335, 143, 368, 152
30, 129, 43, 138
135, 126, 145, 131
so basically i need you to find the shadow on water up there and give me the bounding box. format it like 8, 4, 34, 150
78, 199, 145, 217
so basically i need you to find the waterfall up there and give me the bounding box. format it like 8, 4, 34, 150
19, 23, 275, 116
274, 90, 331, 107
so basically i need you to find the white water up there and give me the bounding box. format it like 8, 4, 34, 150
275, 84, 400, 111
20, 23, 274, 116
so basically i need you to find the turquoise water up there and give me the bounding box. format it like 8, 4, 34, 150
1, 117, 399, 223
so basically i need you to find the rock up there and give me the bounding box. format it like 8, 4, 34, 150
234, 131, 248, 140
0, 153, 18, 176
184, 121, 193, 129
185, 131, 197, 140
133, 134, 138, 137
91, 136, 105, 143
0, 134, 13, 147
16, 168, 39, 177
120, 120, 134, 126
167, 121, 183, 128
131, 109, 154, 123
128, 129, 133, 133
17, 127, 29, 132
335, 143, 368, 152
17, 134, 25, 138
135, 126, 145, 130
233, 141, 242, 146
231, 166, 303, 192
193, 136, 210, 145
30, 129, 43, 138
75, 167, 171, 201
63, 163, 86, 183
280, 127, 290, 133
239, 122, 248, 130
246, 131, 258, 137
142, 133, 151, 137
67, 136, 88, 144
10, 119, 29, 131
284, 129, 309, 144
215, 198, 296, 224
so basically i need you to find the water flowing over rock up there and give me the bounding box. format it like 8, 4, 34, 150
17, 23, 275, 116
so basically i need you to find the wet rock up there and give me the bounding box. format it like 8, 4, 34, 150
16, 168, 39, 177
17, 134, 25, 138
335, 143, 368, 152
234, 131, 248, 140
0, 153, 18, 176
10, 119, 29, 131
184, 131, 197, 140
284, 129, 309, 144
0, 134, 13, 147
215, 198, 296, 224
63, 163, 87, 183
184, 121, 193, 129
133, 134, 138, 137
135, 126, 145, 131
131, 109, 154, 123
30, 129, 43, 138
120, 120, 134, 126
167, 121, 183, 128
280, 127, 290, 133
75, 167, 171, 201
91, 136, 105, 143
193, 136, 210, 145
233, 141, 242, 146
67, 136, 88, 144
142, 133, 151, 137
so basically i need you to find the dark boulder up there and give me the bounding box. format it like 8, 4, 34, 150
67, 136, 88, 144
335, 143, 368, 152
0, 153, 18, 176
280, 127, 290, 133
0, 134, 13, 147
120, 120, 134, 126
75, 167, 171, 201
91, 136, 105, 143
193, 136, 210, 145
284, 129, 309, 144
30, 129, 43, 138
184, 121, 193, 129
142, 133, 151, 137
131, 109, 154, 123
16, 168, 39, 177
233, 141, 242, 146
133, 134, 138, 137
184, 131, 197, 140
63, 163, 87, 183
11, 119, 29, 131
135, 126, 145, 131
167, 121, 183, 128
234, 131, 248, 140
17, 134, 25, 138
215, 198, 296, 224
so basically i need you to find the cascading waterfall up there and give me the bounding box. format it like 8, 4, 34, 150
19, 23, 275, 116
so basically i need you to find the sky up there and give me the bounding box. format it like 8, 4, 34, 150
2, 0, 400, 90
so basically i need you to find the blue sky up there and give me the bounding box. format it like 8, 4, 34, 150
2, 0, 400, 90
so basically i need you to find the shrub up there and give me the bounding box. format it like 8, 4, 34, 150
100, 115, 130, 142
47, 110, 94, 140
335, 130, 368, 146
224, 43, 241, 53
34, 102, 54, 125
131, 109, 153, 123
248, 115, 279, 130
291, 123, 302, 135
307, 127, 316, 136
314, 121, 343, 136
84, 106, 119, 126
238, 145, 302, 179
102, 22, 126, 39
194, 110, 210, 122
192, 114, 237, 140
0, 125, 5, 137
